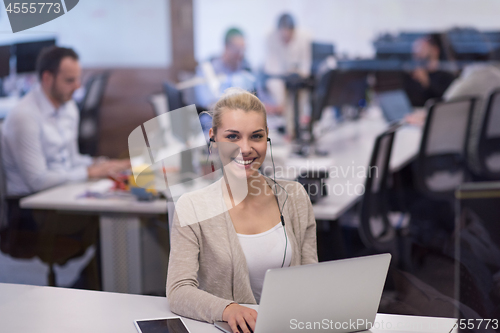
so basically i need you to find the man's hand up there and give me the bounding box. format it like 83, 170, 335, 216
222, 303, 257, 333
87, 159, 131, 179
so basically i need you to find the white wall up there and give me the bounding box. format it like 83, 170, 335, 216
194, 0, 500, 69
0, 0, 171, 68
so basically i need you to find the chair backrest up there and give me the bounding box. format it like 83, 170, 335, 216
80, 71, 111, 114
477, 89, 500, 179
78, 72, 111, 156
0, 122, 8, 229
358, 124, 399, 253
311, 42, 335, 77
163, 82, 185, 112
416, 96, 477, 201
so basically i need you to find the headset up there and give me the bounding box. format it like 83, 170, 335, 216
209, 136, 289, 268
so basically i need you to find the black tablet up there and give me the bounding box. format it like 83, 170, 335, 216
134, 317, 190, 333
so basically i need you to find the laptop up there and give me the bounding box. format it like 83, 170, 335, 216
215, 253, 391, 333
377, 90, 413, 123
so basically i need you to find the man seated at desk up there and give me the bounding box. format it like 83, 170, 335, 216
264, 13, 312, 137
195, 28, 255, 109
404, 34, 455, 107
1, 46, 129, 201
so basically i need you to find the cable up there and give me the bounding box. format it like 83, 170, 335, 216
269, 138, 289, 268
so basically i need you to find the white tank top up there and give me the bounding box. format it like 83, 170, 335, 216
236, 222, 292, 303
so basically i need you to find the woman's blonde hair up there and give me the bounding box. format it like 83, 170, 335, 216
204, 88, 267, 136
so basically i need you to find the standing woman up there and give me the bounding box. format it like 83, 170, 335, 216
166, 88, 317, 333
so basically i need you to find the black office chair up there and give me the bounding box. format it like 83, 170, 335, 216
0, 123, 8, 231
78, 71, 111, 156
414, 96, 477, 202
358, 124, 410, 264
475, 89, 500, 180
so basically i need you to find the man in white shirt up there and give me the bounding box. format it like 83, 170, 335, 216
264, 14, 312, 138
2, 46, 129, 198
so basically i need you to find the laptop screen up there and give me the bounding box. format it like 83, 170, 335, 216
377, 90, 413, 123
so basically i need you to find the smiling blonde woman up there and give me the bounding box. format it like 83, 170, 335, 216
166, 88, 318, 333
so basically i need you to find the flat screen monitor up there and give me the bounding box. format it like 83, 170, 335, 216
15, 39, 56, 74
0, 45, 11, 78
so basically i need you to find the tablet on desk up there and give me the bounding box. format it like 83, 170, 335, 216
135, 317, 190, 333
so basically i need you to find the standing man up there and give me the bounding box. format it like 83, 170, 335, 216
264, 13, 312, 137
2, 46, 129, 199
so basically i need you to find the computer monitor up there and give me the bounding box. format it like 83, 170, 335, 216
0, 45, 11, 78
15, 39, 56, 74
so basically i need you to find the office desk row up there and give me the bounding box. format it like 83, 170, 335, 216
0, 283, 458, 333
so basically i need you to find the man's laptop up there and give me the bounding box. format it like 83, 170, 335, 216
215, 253, 391, 333
377, 90, 413, 123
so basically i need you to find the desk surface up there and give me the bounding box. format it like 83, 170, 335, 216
20, 182, 167, 214
0, 283, 457, 333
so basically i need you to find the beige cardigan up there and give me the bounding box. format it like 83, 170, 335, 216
166, 176, 318, 323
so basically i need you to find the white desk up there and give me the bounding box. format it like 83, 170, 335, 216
268, 114, 422, 220
0, 283, 458, 333
20, 182, 168, 295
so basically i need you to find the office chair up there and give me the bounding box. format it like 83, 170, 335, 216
414, 96, 477, 202
163, 82, 185, 112
408, 97, 477, 251
358, 124, 411, 269
475, 89, 500, 180
78, 71, 111, 156
0, 123, 7, 231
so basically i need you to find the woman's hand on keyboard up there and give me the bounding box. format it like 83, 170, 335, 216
222, 303, 257, 333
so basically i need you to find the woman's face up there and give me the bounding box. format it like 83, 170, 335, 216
210, 108, 268, 180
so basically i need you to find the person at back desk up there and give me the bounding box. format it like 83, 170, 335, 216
1, 46, 129, 200
195, 28, 255, 109
264, 13, 312, 136
404, 34, 455, 107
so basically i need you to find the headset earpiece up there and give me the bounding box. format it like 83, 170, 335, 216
210, 137, 215, 142
267, 137, 271, 142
